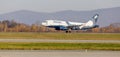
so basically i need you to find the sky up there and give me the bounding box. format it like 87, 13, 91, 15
0, 0, 120, 14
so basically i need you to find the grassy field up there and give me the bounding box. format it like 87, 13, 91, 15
0, 32, 120, 40
0, 42, 119, 50
0, 32, 119, 50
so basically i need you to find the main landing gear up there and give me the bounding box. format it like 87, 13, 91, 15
66, 29, 71, 33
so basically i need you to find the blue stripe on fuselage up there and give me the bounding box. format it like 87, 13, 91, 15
47, 26, 67, 30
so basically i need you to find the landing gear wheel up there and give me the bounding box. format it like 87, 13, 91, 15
66, 29, 71, 33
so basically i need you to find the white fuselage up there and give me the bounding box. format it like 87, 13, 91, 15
41, 20, 94, 30
41, 14, 99, 30
42, 20, 68, 26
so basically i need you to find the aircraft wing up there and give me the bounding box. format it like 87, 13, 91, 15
67, 24, 84, 30
66, 21, 85, 30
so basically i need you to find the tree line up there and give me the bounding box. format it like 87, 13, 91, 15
91, 23, 120, 33
0, 20, 120, 33
0, 20, 55, 32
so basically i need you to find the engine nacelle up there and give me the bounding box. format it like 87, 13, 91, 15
93, 25, 99, 28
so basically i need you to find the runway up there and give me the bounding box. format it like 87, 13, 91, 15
0, 50, 119, 57
0, 39, 119, 43
0, 39, 119, 57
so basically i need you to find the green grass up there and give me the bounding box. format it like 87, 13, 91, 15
0, 32, 120, 40
0, 42, 120, 50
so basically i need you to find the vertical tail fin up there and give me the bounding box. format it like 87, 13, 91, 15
80, 14, 99, 29
92, 14, 99, 24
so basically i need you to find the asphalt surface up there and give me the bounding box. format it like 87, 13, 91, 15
0, 50, 119, 57
0, 39, 119, 57
0, 39, 119, 43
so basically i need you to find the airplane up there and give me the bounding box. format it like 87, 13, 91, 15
41, 14, 99, 32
